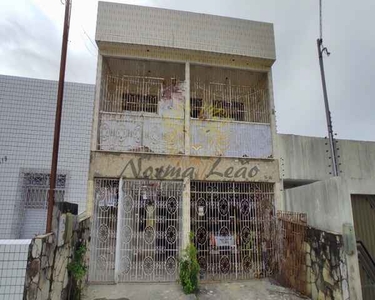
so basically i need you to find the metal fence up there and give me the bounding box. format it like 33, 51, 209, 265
276, 211, 307, 295
190, 181, 276, 281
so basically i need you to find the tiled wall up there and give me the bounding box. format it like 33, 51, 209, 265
96, 2, 276, 60
0, 239, 31, 300
0, 75, 95, 239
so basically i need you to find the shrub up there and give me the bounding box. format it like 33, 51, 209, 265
179, 233, 200, 294
67, 244, 87, 299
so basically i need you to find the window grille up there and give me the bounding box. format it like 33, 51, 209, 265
101, 75, 163, 114
190, 81, 269, 123
22, 173, 66, 209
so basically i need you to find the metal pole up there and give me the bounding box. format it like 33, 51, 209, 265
317, 38, 338, 176
46, 0, 72, 233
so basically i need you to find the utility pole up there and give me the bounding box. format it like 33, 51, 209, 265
317, 0, 339, 176
317, 39, 338, 176
46, 0, 72, 233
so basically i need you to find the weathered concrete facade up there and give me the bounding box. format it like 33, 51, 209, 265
87, 2, 280, 284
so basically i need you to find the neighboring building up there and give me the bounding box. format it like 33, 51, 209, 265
279, 134, 375, 299
0, 75, 94, 239
87, 2, 280, 283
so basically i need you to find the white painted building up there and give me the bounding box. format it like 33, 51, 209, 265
0, 75, 94, 239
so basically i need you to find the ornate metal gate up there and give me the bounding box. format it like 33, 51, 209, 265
190, 181, 276, 280
89, 179, 119, 282
90, 178, 183, 282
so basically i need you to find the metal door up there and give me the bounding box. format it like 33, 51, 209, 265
89, 179, 119, 282
116, 179, 183, 282
190, 181, 276, 280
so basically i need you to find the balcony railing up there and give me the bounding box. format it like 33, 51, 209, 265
99, 75, 185, 154
98, 75, 272, 158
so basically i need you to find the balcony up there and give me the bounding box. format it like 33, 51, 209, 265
97, 58, 272, 158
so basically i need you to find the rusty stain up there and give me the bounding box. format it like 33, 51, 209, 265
276, 211, 307, 295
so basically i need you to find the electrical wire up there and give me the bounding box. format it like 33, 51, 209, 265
319, 0, 323, 40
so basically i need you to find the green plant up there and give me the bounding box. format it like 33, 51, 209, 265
179, 233, 200, 294
68, 244, 87, 299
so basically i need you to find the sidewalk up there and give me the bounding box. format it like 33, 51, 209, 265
83, 279, 308, 300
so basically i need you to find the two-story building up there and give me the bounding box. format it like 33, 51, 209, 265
87, 2, 280, 283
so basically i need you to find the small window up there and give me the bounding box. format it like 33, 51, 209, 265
122, 93, 158, 113
23, 173, 66, 209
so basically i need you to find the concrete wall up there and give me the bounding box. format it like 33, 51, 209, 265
284, 177, 350, 234
279, 134, 375, 181
0, 75, 95, 239
283, 177, 363, 300
96, 2, 276, 62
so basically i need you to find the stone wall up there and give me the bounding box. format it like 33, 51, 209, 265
24, 214, 91, 300
305, 227, 349, 300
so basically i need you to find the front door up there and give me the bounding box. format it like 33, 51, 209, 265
116, 179, 183, 282
190, 181, 276, 280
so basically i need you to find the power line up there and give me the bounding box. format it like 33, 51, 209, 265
81, 25, 98, 50
319, 0, 323, 40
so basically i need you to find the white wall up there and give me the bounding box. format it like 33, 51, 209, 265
0, 75, 95, 239
0, 239, 31, 300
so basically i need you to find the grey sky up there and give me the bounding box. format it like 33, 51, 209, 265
0, 0, 374, 141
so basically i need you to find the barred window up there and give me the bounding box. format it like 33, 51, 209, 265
122, 93, 158, 113
22, 173, 66, 209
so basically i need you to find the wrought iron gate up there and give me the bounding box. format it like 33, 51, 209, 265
190, 181, 276, 280
89, 179, 119, 282
90, 178, 183, 282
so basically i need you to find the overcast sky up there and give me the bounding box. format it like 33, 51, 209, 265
0, 0, 374, 141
